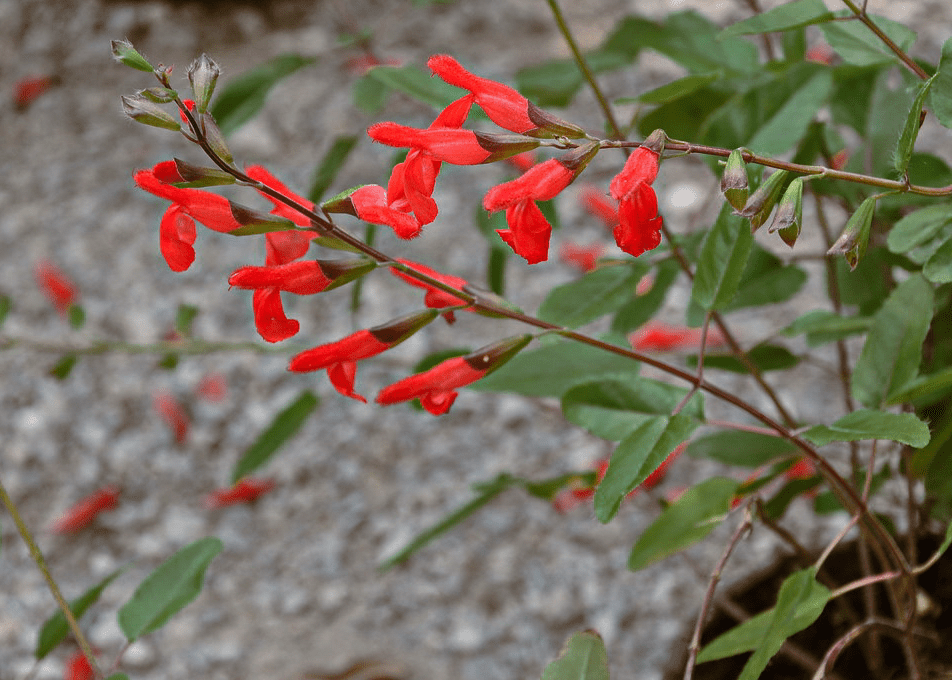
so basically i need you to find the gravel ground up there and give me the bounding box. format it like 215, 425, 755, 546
2, 1, 950, 679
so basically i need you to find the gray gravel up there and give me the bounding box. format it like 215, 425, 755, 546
2, 1, 950, 679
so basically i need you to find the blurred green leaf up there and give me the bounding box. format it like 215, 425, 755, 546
211, 54, 317, 136
782, 310, 872, 346
687, 430, 795, 467
693, 204, 753, 311
36, 568, 126, 659
685, 343, 799, 374
231, 391, 319, 483
805, 410, 929, 447
307, 135, 358, 203
635, 73, 720, 105
852, 274, 933, 408
820, 12, 916, 67
118, 538, 223, 641
539, 264, 646, 329
175, 304, 199, 337
718, 0, 834, 38
49, 355, 77, 380
541, 631, 610, 680
363, 64, 463, 110
627, 477, 738, 571
68, 304, 85, 330
747, 71, 832, 156
931, 37, 952, 129
611, 260, 679, 335
727, 246, 807, 311
0, 294, 10, 328
595, 414, 699, 523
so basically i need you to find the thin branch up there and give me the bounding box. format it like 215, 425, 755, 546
840, 0, 930, 80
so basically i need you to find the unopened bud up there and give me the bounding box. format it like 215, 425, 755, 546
463, 334, 533, 374
737, 169, 789, 232
121, 94, 181, 131
768, 177, 803, 248
318, 258, 378, 291
139, 87, 178, 104
368, 309, 440, 345
227, 202, 296, 236
641, 129, 666, 155
828, 195, 876, 270
320, 185, 367, 216
527, 102, 587, 139
473, 132, 541, 162
111, 40, 154, 72
558, 141, 600, 173
199, 112, 233, 165
172, 158, 236, 188
187, 54, 220, 113
720, 149, 749, 211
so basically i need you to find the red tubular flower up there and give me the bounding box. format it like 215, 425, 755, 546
289, 310, 438, 402
376, 335, 531, 415
483, 158, 577, 264
34, 260, 78, 315
52, 486, 121, 534
629, 321, 725, 353
153, 392, 189, 443
204, 478, 275, 509
391, 259, 470, 310
159, 205, 197, 272
63, 649, 95, 680
135, 161, 244, 233
609, 144, 663, 258
368, 123, 492, 165
350, 185, 423, 238
246, 165, 316, 230
640, 442, 686, 491
229, 261, 333, 295
785, 458, 816, 480
558, 242, 604, 272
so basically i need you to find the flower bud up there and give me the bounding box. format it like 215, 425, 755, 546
827, 195, 876, 270
187, 53, 220, 113
120, 94, 181, 131
318, 258, 378, 291
526, 102, 587, 139
768, 177, 804, 248
171, 158, 236, 187
462, 334, 533, 374
111, 40, 154, 72
138, 87, 178, 103
199, 112, 234, 165
720, 149, 749, 211
737, 169, 789, 232
472, 132, 541, 162
641, 129, 666, 155
559, 141, 600, 173
227, 201, 297, 235
368, 309, 440, 345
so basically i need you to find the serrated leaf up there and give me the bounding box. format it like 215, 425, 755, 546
307, 135, 358, 203
562, 378, 703, 441
211, 54, 317, 136
118, 538, 223, 641
718, 0, 834, 38
852, 274, 933, 408
36, 568, 126, 659
470, 340, 640, 398
379, 474, 513, 570
738, 568, 831, 680
895, 74, 936, 176
539, 265, 646, 329
748, 70, 833, 156
693, 204, 753, 311
595, 414, 699, 523
931, 37, 952, 129
541, 630, 610, 680
627, 477, 738, 571
820, 13, 917, 67
698, 568, 830, 663
687, 430, 795, 467
804, 410, 930, 447
230, 391, 319, 483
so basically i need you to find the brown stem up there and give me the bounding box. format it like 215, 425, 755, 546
739, 0, 776, 60
840, 0, 930, 80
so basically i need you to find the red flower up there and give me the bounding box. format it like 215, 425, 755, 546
368, 123, 493, 165
349, 185, 424, 238
629, 321, 725, 353
158, 205, 197, 272
246, 165, 317, 231
228, 261, 334, 295
579, 186, 619, 229
483, 158, 576, 264
204, 477, 275, 508
252, 288, 299, 343
391, 259, 470, 311
558, 242, 604, 272
506, 151, 537, 173
289, 310, 437, 402
376, 335, 530, 415
52, 486, 121, 534
609, 146, 663, 257
14, 75, 54, 110
805, 44, 835, 65
785, 458, 816, 480
153, 391, 189, 444
640, 442, 685, 491
196, 373, 227, 402
427, 54, 535, 134
34, 260, 77, 315
63, 650, 95, 680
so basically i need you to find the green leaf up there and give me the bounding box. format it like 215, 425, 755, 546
0, 294, 10, 328
175, 304, 199, 337
895, 74, 937, 176
693, 204, 753, 311
687, 430, 795, 467
924, 237, 952, 283
886, 365, 952, 407
49, 355, 77, 380
738, 568, 831, 680
931, 37, 952, 129
820, 13, 917, 67
655, 11, 759, 75
562, 378, 703, 441
685, 343, 799, 374
364, 64, 463, 110
718, 0, 834, 38
118, 537, 223, 641
307, 135, 358, 203
867, 66, 920, 178
595, 414, 699, 523
852, 274, 934, 408
698, 568, 830, 662
538, 265, 646, 329
379, 474, 513, 570
106, 675, 130, 680
627, 477, 738, 571
635, 73, 721, 105
36, 568, 126, 659
230, 391, 319, 483
611, 260, 679, 335
782, 309, 872, 346
727, 247, 807, 311
541, 630, 610, 680
470, 340, 640, 398
747, 71, 833, 156
68, 304, 85, 330
211, 54, 317, 136
804, 410, 930, 447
